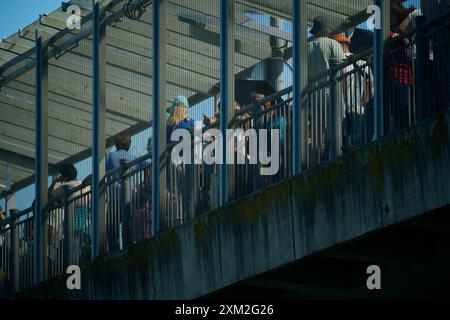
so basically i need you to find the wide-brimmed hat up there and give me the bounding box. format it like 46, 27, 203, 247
310, 16, 333, 36
170, 95, 188, 108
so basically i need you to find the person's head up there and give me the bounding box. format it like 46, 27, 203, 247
58, 162, 77, 182
114, 132, 132, 151
310, 16, 333, 38
167, 105, 189, 126
167, 95, 190, 126
330, 34, 351, 53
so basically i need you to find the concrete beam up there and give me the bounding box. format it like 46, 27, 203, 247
10, 56, 450, 302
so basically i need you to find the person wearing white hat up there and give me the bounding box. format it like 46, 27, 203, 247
166, 95, 197, 140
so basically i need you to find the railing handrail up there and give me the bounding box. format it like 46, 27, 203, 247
309, 47, 374, 83
0, 152, 154, 227
0, 16, 435, 231
2, 8, 450, 297
0, 207, 34, 230
3, 13, 443, 204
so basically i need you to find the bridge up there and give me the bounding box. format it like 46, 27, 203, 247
10, 110, 450, 299
1, 0, 450, 299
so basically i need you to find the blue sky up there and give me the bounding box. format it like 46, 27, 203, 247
0, 0, 62, 40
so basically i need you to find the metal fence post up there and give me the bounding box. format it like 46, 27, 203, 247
293, 0, 307, 174
152, 0, 168, 236
92, 0, 107, 257
63, 186, 73, 268
329, 69, 342, 159
9, 209, 19, 293
415, 15, 426, 121
5, 165, 16, 213
34, 30, 48, 285
219, 0, 235, 206
121, 160, 131, 246
373, 0, 390, 140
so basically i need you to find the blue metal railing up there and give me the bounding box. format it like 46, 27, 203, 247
1, 12, 450, 296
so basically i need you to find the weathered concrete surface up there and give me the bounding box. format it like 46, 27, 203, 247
14, 112, 450, 299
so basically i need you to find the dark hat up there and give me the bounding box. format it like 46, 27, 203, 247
310, 16, 333, 36
59, 162, 78, 181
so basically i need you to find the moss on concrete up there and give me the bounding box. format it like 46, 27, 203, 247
124, 230, 181, 269
290, 159, 351, 203
368, 145, 384, 208
194, 218, 212, 243
91, 256, 123, 282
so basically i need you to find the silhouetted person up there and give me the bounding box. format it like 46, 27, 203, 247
307, 16, 347, 162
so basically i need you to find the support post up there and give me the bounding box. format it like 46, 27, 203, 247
373, 0, 390, 139
92, 0, 106, 257
120, 160, 131, 246
292, 0, 307, 174
5, 165, 16, 214
267, 17, 285, 93
152, 0, 168, 235
329, 69, 342, 158
9, 209, 19, 293
63, 186, 74, 268
219, 0, 235, 205
5, 194, 16, 216
34, 31, 48, 284
415, 15, 426, 121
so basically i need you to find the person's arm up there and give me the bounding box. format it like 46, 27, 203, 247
48, 176, 64, 197
399, 16, 412, 34
398, 14, 412, 33
203, 114, 212, 127
210, 116, 219, 126
51, 185, 65, 198
388, 29, 410, 50
399, 9, 422, 33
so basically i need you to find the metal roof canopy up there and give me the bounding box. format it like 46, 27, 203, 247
0, 0, 372, 196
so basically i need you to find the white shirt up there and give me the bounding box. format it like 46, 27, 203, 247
341, 53, 374, 115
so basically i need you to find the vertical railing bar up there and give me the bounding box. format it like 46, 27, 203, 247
34, 30, 48, 285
